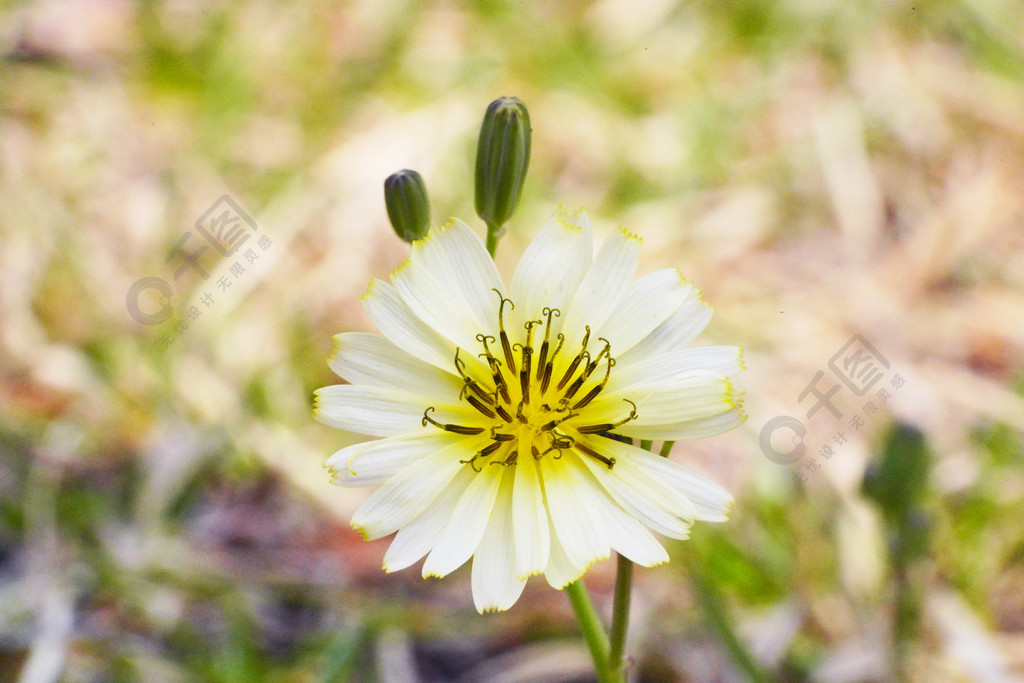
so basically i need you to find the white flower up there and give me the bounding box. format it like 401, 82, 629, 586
315, 207, 745, 613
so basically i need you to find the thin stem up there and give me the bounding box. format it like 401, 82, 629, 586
485, 221, 502, 256
639, 439, 653, 452
606, 553, 633, 679
564, 580, 614, 682
659, 440, 675, 458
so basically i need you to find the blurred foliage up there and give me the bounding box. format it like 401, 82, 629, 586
2, 0, 1024, 681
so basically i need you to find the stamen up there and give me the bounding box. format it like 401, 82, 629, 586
421, 407, 485, 435
493, 289, 517, 375
489, 428, 515, 441
576, 399, 638, 434
455, 350, 496, 405
561, 372, 587, 403
466, 394, 496, 419
571, 356, 616, 411
476, 333, 497, 359
460, 440, 503, 472
580, 338, 612, 383
515, 320, 541, 405
548, 429, 574, 450
540, 333, 564, 394
557, 349, 589, 391
575, 440, 617, 469
536, 308, 560, 380
481, 353, 511, 405
539, 445, 565, 460
540, 411, 577, 432
494, 403, 515, 423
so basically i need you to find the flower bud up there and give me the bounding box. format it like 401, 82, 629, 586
474, 97, 531, 232
384, 169, 431, 242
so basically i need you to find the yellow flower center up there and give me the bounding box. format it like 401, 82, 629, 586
421, 290, 638, 472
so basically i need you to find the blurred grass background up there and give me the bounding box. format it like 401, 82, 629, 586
2, 0, 1024, 681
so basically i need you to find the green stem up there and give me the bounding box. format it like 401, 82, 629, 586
639, 439, 653, 452
564, 580, 615, 682
659, 440, 675, 457
485, 221, 503, 256
606, 553, 633, 679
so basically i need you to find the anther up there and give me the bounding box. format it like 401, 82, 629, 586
576, 399, 639, 434
540, 333, 564, 394
580, 338, 612, 383
575, 440, 617, 469
493, 289, 517, 375
421, 407, 486, 435
482, 354, 512, 405
557, 350, 589, 391
540, 411, 577, 432
494, 403, 515, 423
466, 394, 496, 419
489, 428, 515, 442
571, 355, 615, 411
536, 308, 561, 380
455, 350, 495, 405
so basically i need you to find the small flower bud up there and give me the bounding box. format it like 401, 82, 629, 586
384, 169, 431, 242
474, 97, 531, 232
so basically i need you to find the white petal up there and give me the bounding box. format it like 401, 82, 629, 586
361, 278, 459, 374
508, 207, 592, 329
391, 251, 486, 352
422, 464, 503, 578
512, 434, 550, 579
611, 346, 744, 388
314, 385, 424, 436
327, 432, 454, 487
314, 384, 480, 438
596, 268, 693, 356
602, 496, 670, 567
559, 226, 642, 346
472, 469, 528, 613
571, 432, 696, 539
410, 219, 506, 334
329, 332, 464, 401
618, 288, 713, 364
618, 408, 748, 441
542, 452, 610, 574
543, 510, 587, 589
596, 370, 739, 429
618, 447, 733, 522
351, 436, 488, 540
383, 466, 475, 572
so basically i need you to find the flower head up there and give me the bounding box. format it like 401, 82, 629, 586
315, 207, 745, 612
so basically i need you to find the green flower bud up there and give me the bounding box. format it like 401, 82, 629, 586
474, 97, 531, 234
384, 169, 431, 242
